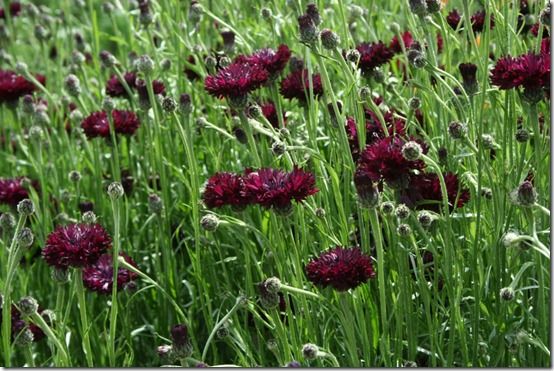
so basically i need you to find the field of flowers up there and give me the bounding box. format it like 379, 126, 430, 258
0, 0, 551, 367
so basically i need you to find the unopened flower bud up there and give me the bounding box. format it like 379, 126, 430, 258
515, 128, 529, 143
380, 201, 395, 215
148, 193, 164, 214
500, 287, 515, 301
315, 207, 326, 218
68, 170, 81, 183
0, 212, 15, 231
448, 121, 468, 140
302, 343, 319, 360
417, 210, 434, 228
51, 268, 70, 284
102, 97, 115, 112
28, 126, 43, 141
409, 0, 428, 17
179, 93, 192, 115
136, 54, 154, 74
162, 96, 177, 113
395, 204, 411, 220
298, 14, 317, 44
157, 344, 172, 358
107, 182, 124, 200
320, 29, 340, 50
64, 74, 81, 97
426, 0, 441, 13
512, 181, 537, 207
481, 134, 496, 150
354, 177, 380, 208
17, 199, 35, 216
14, 327, 34, 347
401, 141, 423, 161
170, 324, 193, 359
201, 214, 219, 231
17, 228, 34, 248
261, 7, 272, 20
481, 187, 492, 199
408, 97, 421, 110
41, 309, 56, 325
397, 223, 412, 237
72, 50, 86, 65
264, 277, 281, 293
100, 50, 118, 68
271, 141, 286, 156
18, 296, 38, 316
345, 49, 361, 64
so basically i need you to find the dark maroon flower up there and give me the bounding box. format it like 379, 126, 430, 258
204, 62, 269, 99
0, 2, 21, 19
170, 324, 190, 348
235, 44, 291, 79
355, 135, 426, 189
105, 72, 137, 97
490, 52, 550, 100
0, 177, 29, 207
471, 10, 495, 33
436, 33, 444, 53
82, 253, 138, 294
241, 167, 318, 210
459, 63, 478, 93
81, 109, 140, 138
446, 9, 462, 30
355, 42, 394, 74
390, 31, 414, 53
0, 70, 46, 104
406, 172, 470, 211
202, 172, 249, 209
305, 246, 375, 291
136, 78, 166, 100
531, 23, 549, 38
260, 100, 286, 128
279, 69, 323, 102
42, 223, 112, 269
1, 305, 45, 343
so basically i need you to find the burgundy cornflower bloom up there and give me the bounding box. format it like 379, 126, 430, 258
81, 110, 140, 138
0, 2, 22, 19
436, 33, 444, 53
390, 31, 414, 53
0, 70, 46, 104
105, 72, 137, 97
2, 305, 45, 343
279, 69, 323, 102
235, 44, 291, 79
260, 100, 286, 128
42, 223, 112, 269
305, 246, 375, 291
490, 51, 550, 101
0, 178, 29, 207
446, 9, 462, 30
405, 172, 470, 211
202, 172, 249, 209
204, 62, 269, 100
355, 42, 394, 74
82, 253, 138, 294
471, 10, 494, 33
136, 78, 166, 100
355, 135, 426, 189
241, 167, 318, 211
459, 63, 478, 93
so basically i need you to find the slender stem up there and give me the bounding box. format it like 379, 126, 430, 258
108, 195, 121, 366
201, 297, 243, 361
74, 269, 94, 367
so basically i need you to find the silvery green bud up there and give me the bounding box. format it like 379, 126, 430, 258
302, 343, 319, 360
17, 199, 35, 216
298, 14, 317, 44
481, 134, 496, 150
179, 94, 192, 115
160, 58, 172, 71
515, 128, 529, 143
261, 7, 272, 19
426, 0, 441, 13
271, 141, 286, 156
18, 296, 38, 316
417, 211, 433, 228
201, 214, 219, 231
64, 74, 81, 97
248, 104, 262, 119
41, 309, 56, 325
315, 207, 326, 218
264, 277, 281, 293
395, 204, 411, 220
21, 95, 35, 114
28, 126, 43, 141
68, 170, 81, 183
82, 211, 97, 224
148, 193, 164, 215
345, 49, 361, 64
17, 228, 34, 248
389, 22, 401, 33
70, 109, 83, 124
397, 223, 412, 237
162, 96, 177, 113
51, 267, 70, 284
189, 2, 203, 24
448, 121, 468, 140
502, 231, 522, 248
34, 24, 51, 41
100, 50, 118, 68
15, 62, 29, 75
408, 97, 421, 110
511, 181, 537, 207
14, 328, 34, 347
107, 182, 124, 199
216, 321, 230, 339
481, 187, 492, 199
380, 201, 395, 215
401, 141, 423, 161
33, 109, 50, 126
500, 287, 515, 301
218, 56, 231, 68
409, 0, 428, 17
72, 50, 86, 65
320, 29, 340, 50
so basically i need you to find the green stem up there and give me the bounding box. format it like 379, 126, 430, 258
74, 269, 94, 367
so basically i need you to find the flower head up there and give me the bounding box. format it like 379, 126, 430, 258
105, 72, 137, 97
491, 52, 550, 90
0, 178, 30, 207
241, 167, 318, 211
405, 172, 470, 211
259, 100, 286, 128
204, 62, 269, 99
81, 110, 140, 138
82, 253, 138, 294
235, 44, 291, 79
42, 223, 112, 269
356, 135, 426, 189
0, 2, 22, 19
202, 172, 250, 209
355, 42, 394, 74
279, 69, 323, 102
0, 70, 46, 104
471, 10, 494, 33
446, 9, 462, 29
390, 31, 414, 53
305, 246, 375, 291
